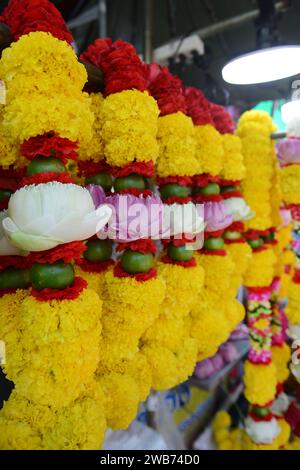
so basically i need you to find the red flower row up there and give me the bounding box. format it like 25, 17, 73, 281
116, 239, 157, 255
0, 0, 73, 43
113, 263, 157, 282
146, 64, 187, 116
21, 133, 78, 163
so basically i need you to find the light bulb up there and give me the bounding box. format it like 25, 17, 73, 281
222, 46, 300, 85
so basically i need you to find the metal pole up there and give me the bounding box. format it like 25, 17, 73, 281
196, 1, 285, 39
271, 131, 287, 139
144, 0, 154, 64
98, 0, 107, 38
157, 1, 286, 48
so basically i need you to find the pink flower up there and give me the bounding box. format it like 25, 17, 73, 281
277, 138, 300, 166
203, 201, 233, 232
105, 194, 164, 241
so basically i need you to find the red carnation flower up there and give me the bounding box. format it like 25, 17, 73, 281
116, 239, 157, 255
112, 161, 154, 178
21, 133, 78, 164
81, 39, 146, 95
146, 65, 187, 116
210, 103, 235, 134
184, 86, 213, 125
80, 38, 112, 69
114, 263, 157, 282
1, 0, 73, 43
32, 276, 87, 302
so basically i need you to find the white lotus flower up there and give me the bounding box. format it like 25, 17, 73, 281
290, 363, 300, 383
2, 183, 112, 252
287, 324, 300, 341
162, 202, 205, 240
270, 392, 290, 417
223, 197, 254, 222
287, 116, 300, 138
0, 210, 23, 255
245, 417, 280, 445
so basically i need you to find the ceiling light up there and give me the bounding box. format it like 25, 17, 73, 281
222, 46, 300, 85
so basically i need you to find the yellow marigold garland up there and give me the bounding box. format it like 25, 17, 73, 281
100, 89, 159, 167
237, 110, 276, 231
221, 133, 245, 181
243, 246, 277, 287
194, 124, 224, 176
280, 164, 300, 204
78, 92, 105, 163
271, 343, 291, 383
0, 32, 93, 146
244, 361, 277, 405
156, 112, 199, 177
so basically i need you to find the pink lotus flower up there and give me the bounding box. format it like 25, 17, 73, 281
203, 201, 232, 232
277, 138, 300, 166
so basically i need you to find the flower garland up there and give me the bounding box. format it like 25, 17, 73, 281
236, 110, 285, 449
277, 116, 300, 444
142, 68, 206, 390
0, 0, 111, 450
184, 91, 247, 362
80, 39, 168, 430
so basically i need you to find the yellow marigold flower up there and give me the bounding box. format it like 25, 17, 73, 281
0, 121, 19, 168
156, 261, 204, 318
9, 326, 101, 408
191, 289, 231, 360
277, 225, 292, 251
2, 92, 93, 146
156, 112, 199, 176
194, 124, 224, 176
285, 281, 300, 324
197, 251, 234, 293
143, 315, 187, 351
276, 419, 291, 449
99, 373, 140, 430
280, 164, 300, 204
244, 246, 276, 287
271, 343, 291, 383
78, 92, 105, 162
226, 241, 252, 279
214, 429, 230, 443
175, 337, 198, 385
0, 32, 87, 91
1, 389, 55, 426
141, 342, 179, 390
103, 269, 165, 331
19, 288, 102, 346
237, 110, 277, 231
42, 395, 106, 450
244, 361, 277, 405
0, 419, 42, 450
0, 289, 27, 345
221, 134, 245, 181
225, 299, 245, 330
213, 410, 231, 430
75, 265, 108, 298
101, 90, 159, 167
237, 110, 276, 135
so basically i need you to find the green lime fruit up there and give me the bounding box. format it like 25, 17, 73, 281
84, 239, 113, 262
26, 156, 66, 176
120, 250, 154, 274
30, 261, 75, 290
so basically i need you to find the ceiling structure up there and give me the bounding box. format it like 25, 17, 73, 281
0, 0, 299, 109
